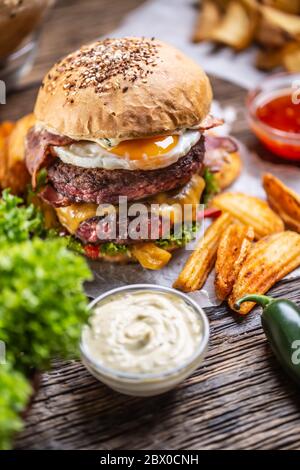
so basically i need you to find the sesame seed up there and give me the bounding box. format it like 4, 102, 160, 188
49, 38, 160, 99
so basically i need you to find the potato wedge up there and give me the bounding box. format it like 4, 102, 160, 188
255, 41, 300, 72
229, 231, 300, 314
210, 1, 257, 51
173, 212, 232, 292
263, 173, 300, 232
192, 0, 222, 43
255, 47, 284, 70
4, 114, 35, 194
0, 122, 15, 188
260, 5, 300, 38
0, 122, 15, 138
131, 243, 172, 270
282, 42, 300, 72
215, 224, 254, 300
0, 133, 7, 186
263, 0, 300, 15
212, 192, 284, 239
0, 135, 7, 188
214, 151, 242, 190
7, 114, 35, 166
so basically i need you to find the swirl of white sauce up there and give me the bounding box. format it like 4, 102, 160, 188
83, 291, 203, 375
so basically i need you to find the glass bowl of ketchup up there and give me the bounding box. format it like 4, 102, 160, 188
247, 72, 300, 160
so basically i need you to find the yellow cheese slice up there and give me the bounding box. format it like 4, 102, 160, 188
56, 203, 98, 234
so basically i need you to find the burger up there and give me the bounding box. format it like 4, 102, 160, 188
25, 37, 237, 268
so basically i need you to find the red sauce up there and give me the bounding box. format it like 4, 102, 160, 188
257, 93, 300, 134
251, 92, 300, 160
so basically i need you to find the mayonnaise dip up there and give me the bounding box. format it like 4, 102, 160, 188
81, 285, 209, 396
83, 290, 202, 375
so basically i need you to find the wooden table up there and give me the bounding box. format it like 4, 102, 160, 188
2, 0, 300, 451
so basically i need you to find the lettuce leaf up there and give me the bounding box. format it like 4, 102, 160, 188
202, 168, 220, 204
0, 238, 92, 373
156, 223, 199, 249
0, 189, 43, 246
0, 189, 93, 449
100, 242, 129, 256
0, 364, 31, 450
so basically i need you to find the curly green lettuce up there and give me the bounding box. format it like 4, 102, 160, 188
0, 189, 43, 246
100, 242, 129, 256
156, 223, 200, 249
0, 238, 92, 373
202, 168, 220, 204
0, 364, 31, 450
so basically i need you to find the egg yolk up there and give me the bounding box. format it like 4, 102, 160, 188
109, 135, 179, 160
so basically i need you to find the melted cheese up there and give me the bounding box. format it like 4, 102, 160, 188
150, 174, 205, 206
150, 174, 205, 223
56, 203, 98, 234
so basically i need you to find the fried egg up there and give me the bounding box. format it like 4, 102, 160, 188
53, 130, 201, 171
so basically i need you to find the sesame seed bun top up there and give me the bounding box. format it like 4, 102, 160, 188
34, 37, 213, 141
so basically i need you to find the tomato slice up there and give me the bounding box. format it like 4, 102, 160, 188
196, 207, 222, 220
84, 244, 100, 260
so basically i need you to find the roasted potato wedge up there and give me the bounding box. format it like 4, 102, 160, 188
229, 231, 300, 314
7, 114, 35, 165
210, 1, 257, 50
256, 41, 300, 72
0, 140, 6, 186
0, 122, 15, 138
255, 16, 290, 48
3, 114, 35, 194
212, 192, 284, 239
193, 0, 222, 42
263, 173, 300, 232
261, 5, 300, 38
282, 42, 300, 72
0, 121, 15, 188
262, 0, 300, 15
0, 132, 7, 186
214, 151, 242, 190
173, 212, 232, 292
192, 0, 300, 72
131, 243, 172, 270
255, 47, 284, 70
215, 224, 254, 300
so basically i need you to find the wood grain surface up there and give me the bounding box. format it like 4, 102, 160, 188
1, 0, 300, 451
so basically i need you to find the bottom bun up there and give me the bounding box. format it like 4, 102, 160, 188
95, 251, 135, 264
93, 243, 180, 264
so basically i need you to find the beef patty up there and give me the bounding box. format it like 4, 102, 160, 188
47, 136, 205, 205
76, 213, 166, 245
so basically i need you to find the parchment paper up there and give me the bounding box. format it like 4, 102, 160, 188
84, 1, 300, 306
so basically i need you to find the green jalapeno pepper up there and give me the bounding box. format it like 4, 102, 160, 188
235, 294, 300, 385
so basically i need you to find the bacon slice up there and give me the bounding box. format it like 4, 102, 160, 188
25, 127, 73, 188
39, 184, 72, 208
76, 213, 166, 245
197, 114, 224, 131
204, 135, 238, 172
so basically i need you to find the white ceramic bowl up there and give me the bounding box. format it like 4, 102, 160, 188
80, 284, 210, 397
246, 72, 300, 160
